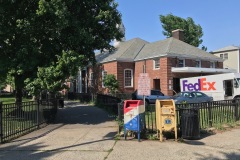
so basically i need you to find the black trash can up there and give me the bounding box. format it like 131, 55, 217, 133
58, 98, 64, 108
180, 108, 200, 140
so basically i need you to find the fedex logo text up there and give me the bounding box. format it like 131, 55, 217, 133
182, 78, 216, 91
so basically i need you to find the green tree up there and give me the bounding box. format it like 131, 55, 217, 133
0, 0, 123, 103
0, 78, 6, 91
103, 74, 119, 95
0, 73, 8, 91
160, 14, 206, 48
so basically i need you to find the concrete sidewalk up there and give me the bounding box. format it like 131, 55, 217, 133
0, 103, 118, 160
108, 128, 240, 160
0, 102, 240, 160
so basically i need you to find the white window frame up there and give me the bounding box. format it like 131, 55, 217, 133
195, 60, 201, 68
89, 72, 94, 87
102, 70, 107, 88
210, 61, 215, 68
220, 54, 224, 59
224, 53, 228, 59
124, 69, 133, 87
153, 58, 160, 69
178, 59, 185, 67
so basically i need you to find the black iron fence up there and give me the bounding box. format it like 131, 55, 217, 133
67, 92, 93, 103
115, 93, 132, 101
67, 92, 131, 104
0, 98, 63, 143
96, 94, 121, 115
117, 99, 240, 133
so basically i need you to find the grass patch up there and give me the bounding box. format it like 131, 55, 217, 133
146, 133, 158, 140
199, 106, 236, 129
0, 97, 32, 104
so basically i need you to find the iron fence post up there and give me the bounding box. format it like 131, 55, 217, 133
37, 99, 40, 129
117, 103, 121, 134
57, 98, 59, 108
235, 100, 239, 121
208, 105, 213, 127
118, 102, 124, 134
0, 102, 3, 143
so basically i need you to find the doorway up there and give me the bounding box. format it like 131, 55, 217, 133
173, 78, 180, 95
153, 79, 160, 90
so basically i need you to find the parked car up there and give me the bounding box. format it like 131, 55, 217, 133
172, 91, 213, 104
132, 89, 171, 104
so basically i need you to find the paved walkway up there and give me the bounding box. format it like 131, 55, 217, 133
0, 102, 240, 160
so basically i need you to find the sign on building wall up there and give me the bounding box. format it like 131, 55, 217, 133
138, 73, 150, 96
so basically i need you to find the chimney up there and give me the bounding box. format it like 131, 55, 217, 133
172, 29, 184, 41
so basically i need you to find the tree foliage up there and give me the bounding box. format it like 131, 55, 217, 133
0, 78, 6, 91
103, 74, 119, 95
0, 0, 123, 101
160, 14, 205, 48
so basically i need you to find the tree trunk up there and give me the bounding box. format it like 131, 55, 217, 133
7, 74, 25, 116
14, 75, 24, 107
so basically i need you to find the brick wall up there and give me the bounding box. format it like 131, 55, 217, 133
102, 62, 118, 75
160, 57, 173, 96
135, 58, 169, 95
134, 57, 224, 96
135, 59, 162, 90
88, 65, 105, 94
101, 62, 118, 94
92, 61, 135, 94
86, 57, 224, 96
117, 62, 135, 93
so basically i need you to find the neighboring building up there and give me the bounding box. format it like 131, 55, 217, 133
3, 84, 13, 92
75, 30, 234, 96
211, 46, 240, 72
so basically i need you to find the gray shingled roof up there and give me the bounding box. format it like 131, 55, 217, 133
134, 37, 223, 62
212, 45, 240, 53
96, 38, 149, 63
96, 37, 223, 63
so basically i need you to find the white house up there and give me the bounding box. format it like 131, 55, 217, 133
212, 46, 240, 73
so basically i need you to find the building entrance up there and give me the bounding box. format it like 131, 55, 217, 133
153, 79, 160, 90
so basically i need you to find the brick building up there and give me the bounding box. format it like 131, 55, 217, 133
75, 30, 234, 96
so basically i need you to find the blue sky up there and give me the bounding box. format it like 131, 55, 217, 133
115, 0, 240, 52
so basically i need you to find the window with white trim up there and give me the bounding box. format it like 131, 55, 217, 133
224, 53, 228, 59
102, 71, 107, 87
124, 69, 133, 87
178, 59, 185, 67
220, 54, 224, 59
153, 58, 160, 69
195, 60, 201, 68
210, 61, 215, 68
89, 72, 94, 87
220, 53, 228, 59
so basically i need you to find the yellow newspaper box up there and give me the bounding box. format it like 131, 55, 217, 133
156, 99, 177, 142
